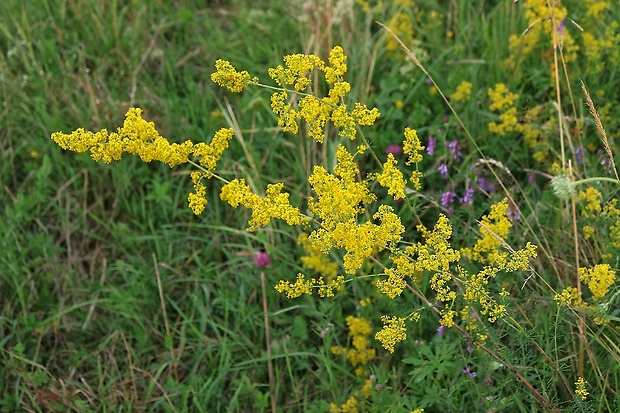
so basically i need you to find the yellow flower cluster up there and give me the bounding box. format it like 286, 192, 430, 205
332, 316, 377, 377
376, 266, 407, 299
451, 80, 473, 102
554, 286, 585, 308
327, 316, 380, 411
578, 188, 620, 249
375, 215, 459, 305
297, 232, 339, 279
373, 154, 407, 200
220, 179, 309, 231
488, 83, 518, 112
553, 285, 607, 325
578, 187, 602, 219
304, 146, 405, 274
461, 198, 512, 264
309, 205, 405, 275
403, 127, 424, 164
581, 21, 620, 76
51, 108, 235, 215
330, 396, 358, 413
416, 215, 460, 293
579, 264, 616, 300
585, 0, 610, 18
456, 200, 537, 328
386, 12, 414, 54
273, 270, 345, 299
188, 128, 235, 214
274, 273, 313, 298
463, 266, 507, 323
52, 108, 196, 167
308, 146, 375, 229
268, 46, 380, 143
487, 83, 519, 136
603, 200, 620, 249
210, 59, 258, 93
375, 316, 406, 353
505, 0, 577, 72
487, 83, 551, 163
575, 377, 589, 401
402, 127, 425, 190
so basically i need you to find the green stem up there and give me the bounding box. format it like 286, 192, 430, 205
572, 177, 620, 187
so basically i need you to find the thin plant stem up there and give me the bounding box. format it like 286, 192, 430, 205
261, 271, 277, 413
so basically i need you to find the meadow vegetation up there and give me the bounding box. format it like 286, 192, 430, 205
1, 0, 620, 412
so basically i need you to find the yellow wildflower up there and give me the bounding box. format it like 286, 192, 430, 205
270, 91, 300, 134
575, 377, 589, 400
577, 187, 602, 219
219, 179, 309, 231
451, 80, 473, 102
310, 206, 404, 274
376, 267, 406, 299
585, 0, 609, 18
331, 316, 376, 377
374, 154, 406, 200
324, 45, 347, 84
192, 128, 234, 171
579, 264, 615, 299
298, 233, 339, 279
488, 83, 518, 111
582, 225, 595, 240
211, 59, 257, 93
274, 273, 313, 298
333, 396, 358, 413
298, 95, 332, 142
375, 316, 407, 353
461, 198, 512, 264
188, 182, 207, 215
554, 286, 584, 307
403, 127, 424, 164
267, 46, 379, 143
440, 310, 456, 328
52, 108, 195, 167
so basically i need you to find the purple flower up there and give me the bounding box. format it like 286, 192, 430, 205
426, 76, 433, 85
575, 145, 587, 164
427, 136, 436, 155
386, 144, 403, 157
441, 191, 457, 208
462, 365, 477, 377
466, 342, 473, 353
477, 177, 496, 193
528, 172, 536, 186
447, 140, 462, 161
438, 164, 449, 179
460, 187, 474, 204
254, 251, 270, 268
437, 325, 446, 337
557, 19, 566, 35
